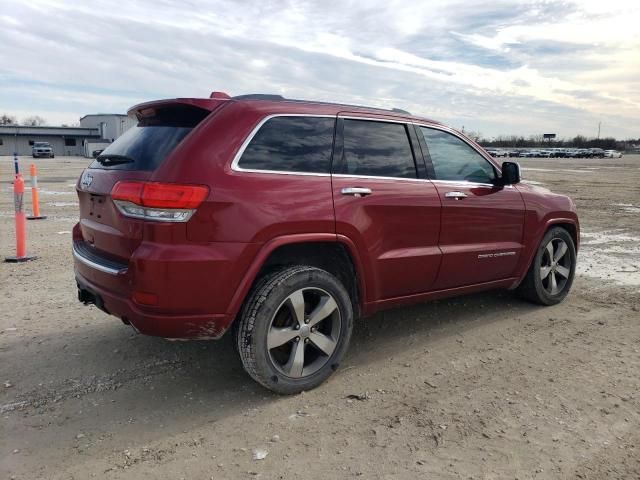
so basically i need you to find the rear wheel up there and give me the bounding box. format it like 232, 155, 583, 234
517, 227, 576, 305
236, 266, 353, 394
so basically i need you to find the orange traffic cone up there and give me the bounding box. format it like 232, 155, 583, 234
5, 173, 37, 263
27, 163, 47, 220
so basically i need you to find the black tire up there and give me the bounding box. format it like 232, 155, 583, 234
235, 265, 353, 394
517, 226, 576, 305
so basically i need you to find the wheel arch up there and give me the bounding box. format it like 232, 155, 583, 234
226, 234, 366, 323
512, 216, 580, 289
543, 218, 580, 252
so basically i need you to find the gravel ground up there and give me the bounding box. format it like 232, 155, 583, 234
1, 155, 639, 479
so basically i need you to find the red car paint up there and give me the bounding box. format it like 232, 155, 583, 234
73, 94, 579, 339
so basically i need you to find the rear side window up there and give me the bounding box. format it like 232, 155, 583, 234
237, 116, 335, 173
419, 127, 496, 183
90, 105, 210, 171
340, 119, 416, 178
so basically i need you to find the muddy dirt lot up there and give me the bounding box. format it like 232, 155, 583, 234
1, 155, 639, 479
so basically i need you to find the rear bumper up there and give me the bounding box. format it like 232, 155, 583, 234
71, 223, 257, 338
75, 270, 232, 339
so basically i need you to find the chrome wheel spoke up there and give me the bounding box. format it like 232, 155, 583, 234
267, 327, 299, 350
545, 242, 554, 262
284, 339, 305, 377
286, 290, 306, 326
554, 241, 568, 263
307, 296, 338, 327
555, 265, 570, 279
550, 271, 559, 295
540, 265, 552, 280
309, 331, 337, 356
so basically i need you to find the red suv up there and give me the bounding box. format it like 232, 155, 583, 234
73, 92, 579, 393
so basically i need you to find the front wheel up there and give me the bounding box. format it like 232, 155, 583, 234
236, 266, 354, 394
517, 227, 577, 305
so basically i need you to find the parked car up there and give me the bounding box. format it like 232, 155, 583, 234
589, 148, 605, 158
73, 92, 579, 394
604, 150, 623, 158
32, 142, 54, 158
568, 149, 590, 158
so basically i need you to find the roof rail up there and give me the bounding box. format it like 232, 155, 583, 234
232, 94, 286, 101
230, 93, 413, 116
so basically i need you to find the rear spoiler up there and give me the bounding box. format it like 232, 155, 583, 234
128, 97, 229, 120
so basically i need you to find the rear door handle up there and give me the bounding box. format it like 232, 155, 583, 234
444, 191, 467, 200
341, 187, 372, 197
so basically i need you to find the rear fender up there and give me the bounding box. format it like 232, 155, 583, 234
226, 233, 368, 321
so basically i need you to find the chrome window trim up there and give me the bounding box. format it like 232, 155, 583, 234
430, 179, 514, 189
332, 173, 430, 183
72, 243, 127, 275
230, 114, 336, 176
229, 112, 503, 183
338, 115, 410, 125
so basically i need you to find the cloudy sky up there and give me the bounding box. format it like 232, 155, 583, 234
1, 0, 638, 138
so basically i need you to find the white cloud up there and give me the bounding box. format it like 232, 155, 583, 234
0, 0, 638, 138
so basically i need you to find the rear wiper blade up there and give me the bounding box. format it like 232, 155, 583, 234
96, 154, 135, 165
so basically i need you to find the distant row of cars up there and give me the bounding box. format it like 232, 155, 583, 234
485, 148, 623, 159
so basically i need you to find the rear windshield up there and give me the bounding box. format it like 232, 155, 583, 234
90, 105, 210, 171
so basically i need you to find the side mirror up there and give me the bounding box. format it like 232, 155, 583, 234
500, 161, 521, 185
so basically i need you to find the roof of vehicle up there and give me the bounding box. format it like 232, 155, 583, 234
129, 91, 443, 126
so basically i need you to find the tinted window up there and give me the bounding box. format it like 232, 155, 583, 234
341, 120, 416, 178
90, 105, 210, 171
238, 116, 335, 173
420, 127, 496, 183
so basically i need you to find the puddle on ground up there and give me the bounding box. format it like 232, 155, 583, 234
48, 202, 78, 207
578, 230, 640, 287
613, 204, 640, 214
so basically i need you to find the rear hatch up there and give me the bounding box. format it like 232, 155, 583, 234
75, 101, 219, 263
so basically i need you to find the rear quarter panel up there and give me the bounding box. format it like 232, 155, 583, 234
149, 102, 337, 320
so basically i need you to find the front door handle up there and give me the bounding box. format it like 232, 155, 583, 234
341, 187, 372, 197
444, 191, 467, 200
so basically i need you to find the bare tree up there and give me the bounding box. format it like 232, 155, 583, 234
0, 114, 17, 125
22, 115, 46, 126
465, 130, 483, 142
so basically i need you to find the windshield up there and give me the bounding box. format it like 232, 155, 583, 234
89, 104, 210, 171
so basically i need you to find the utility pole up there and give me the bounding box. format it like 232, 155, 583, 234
597, 121, 601, 139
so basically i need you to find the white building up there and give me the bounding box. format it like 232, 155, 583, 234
0, 113, 136, 157
0, 125, 101, 156
79, 114, 136, 142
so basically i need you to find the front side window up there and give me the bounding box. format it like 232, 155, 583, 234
340, 119, 416, 178
238, 116, 335, 173
420, 127, 496, 183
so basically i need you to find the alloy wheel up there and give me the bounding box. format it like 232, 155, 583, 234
267, 288, 341, 378
540, 238, 571, 295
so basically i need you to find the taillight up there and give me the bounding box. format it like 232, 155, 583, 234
111, 181, 208, 222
